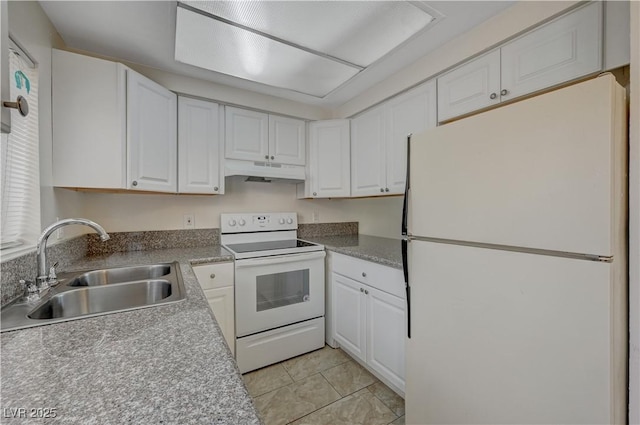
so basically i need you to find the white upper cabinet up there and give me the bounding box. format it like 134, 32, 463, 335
500, 1, 601, 101
438, 2, 602, 122
178, 97, 223, 194
225, 106, 269, 162
127, 71, 177, 192
437, 50, 501, 122
226, 106, 306, 166
351, 80, 437, 197
301, 119, 350, 198
351, 104, 386, 197
52, 49, 179, 193
269, 115, 305, 165
0, 0, 10, 133
385, 81, 437, 194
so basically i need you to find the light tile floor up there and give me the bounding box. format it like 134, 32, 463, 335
243, 346, 405, 425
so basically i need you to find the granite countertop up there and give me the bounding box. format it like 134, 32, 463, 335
303, 234, 402, 269
0, 245, 262, 425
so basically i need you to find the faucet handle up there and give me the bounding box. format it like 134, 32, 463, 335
21, 279, 41, 303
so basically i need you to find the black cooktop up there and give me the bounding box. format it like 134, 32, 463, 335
225, 239, 318, 254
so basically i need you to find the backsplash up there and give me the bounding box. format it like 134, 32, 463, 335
1, 223, 357, 307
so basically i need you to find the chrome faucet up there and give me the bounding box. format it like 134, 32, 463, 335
34, 218, 110, 292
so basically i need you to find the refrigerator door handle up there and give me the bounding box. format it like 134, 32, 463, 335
402, 238, 411, 339
402, 134, 411, 236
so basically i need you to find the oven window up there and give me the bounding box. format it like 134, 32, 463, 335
256, 269, 310, 312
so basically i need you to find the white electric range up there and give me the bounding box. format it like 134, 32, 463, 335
221, 212, 326, 373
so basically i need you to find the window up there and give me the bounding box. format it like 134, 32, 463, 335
0, 41, 40, 255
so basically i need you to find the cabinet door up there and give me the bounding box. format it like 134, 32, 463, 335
225, 106, 268, 162
350, 105, 386, 197
385, 81, 437, 194
366, 285, 406, 392
269, 115, 306, 165
178, 97, 222, 194
203, 286, 235, 355
52, 50, 127, 189
0, 0, 10, 133
332, 273, 366, 361
437, 49, 501, 122
127, 70, 177, 192
501, 2, 602, 101
308, 119, 350, 198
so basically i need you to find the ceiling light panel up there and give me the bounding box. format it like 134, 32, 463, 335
182, 1, 434, 67
175, 6, 360, 97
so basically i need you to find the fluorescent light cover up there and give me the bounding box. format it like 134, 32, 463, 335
175, 6, 360, 97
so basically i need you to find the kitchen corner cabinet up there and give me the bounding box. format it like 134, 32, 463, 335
52, 49, 177, 192
331, 253, 406, 394
351, 80, 437, 197
178, 97, 224, 194
192, 262, 235, 355
438, 1, 602, 122
0, 0, 10, 133
225, 106, 305, 166
298, 119, 350, 198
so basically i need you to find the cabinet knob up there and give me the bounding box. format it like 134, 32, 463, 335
313, 192, 317, 196
490, 93, 497, 100
380, 188, 384, 193
270, 155, 274, 160
385, 188, 389, 192
360, 287, 364, 292
362, 272, 367, 277
500, 89, 509, 96
132, 180, 138, 186
265, 155, 269, 160
210, 273, 216, 279
213, 186, 219, 192
364, 289, 369, 295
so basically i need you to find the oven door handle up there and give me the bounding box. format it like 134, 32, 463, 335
235, 251, 326, 268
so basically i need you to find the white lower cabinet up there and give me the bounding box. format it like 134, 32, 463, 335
330, 252, 406, 395
192, 262, 235, 354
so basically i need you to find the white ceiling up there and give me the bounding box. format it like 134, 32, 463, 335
39, 1, 515, 108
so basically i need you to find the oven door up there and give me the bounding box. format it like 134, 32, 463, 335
235, 250, 326, 337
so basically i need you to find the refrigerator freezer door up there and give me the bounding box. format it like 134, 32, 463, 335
409, 75, 626, 257
405, 240, 626, 424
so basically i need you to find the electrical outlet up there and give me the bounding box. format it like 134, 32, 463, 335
183, 214, 195, 229
312, 211, 320, 223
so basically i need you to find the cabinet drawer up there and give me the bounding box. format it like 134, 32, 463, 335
332, 253, 404, 299
192, 262, 234, 290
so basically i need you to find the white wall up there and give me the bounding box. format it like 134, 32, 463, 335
82, 176, 403, 239
7, 1, 86, 239
629, 2, 639, 423
335, 1, 579, 118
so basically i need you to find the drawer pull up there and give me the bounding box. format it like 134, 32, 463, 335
362, 272, 367, 277
210, 273, 216, 279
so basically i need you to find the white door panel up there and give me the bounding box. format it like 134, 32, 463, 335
332, 273, 366, 361
405, 240, 622, 424
410, 76, 625, 256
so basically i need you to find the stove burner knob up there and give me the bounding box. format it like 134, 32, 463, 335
228, 219, 237, 227
286, 218, 294, 224
279, 218, 285, 225
238, 219, 246, 226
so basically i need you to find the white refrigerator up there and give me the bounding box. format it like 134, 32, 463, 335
403, 74, 627, 424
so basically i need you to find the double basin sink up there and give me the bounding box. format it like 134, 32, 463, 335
1, 262, 186, 332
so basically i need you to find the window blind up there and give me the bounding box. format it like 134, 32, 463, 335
0, 46, 40, 251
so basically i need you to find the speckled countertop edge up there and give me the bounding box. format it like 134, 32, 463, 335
303, 234, 403, 269
0, 245, 261, 425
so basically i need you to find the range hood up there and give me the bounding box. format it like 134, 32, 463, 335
225, 159, 306, 183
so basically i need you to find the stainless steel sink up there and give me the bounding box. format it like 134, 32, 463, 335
1, 262, 185, 332
66, 264, 172, 287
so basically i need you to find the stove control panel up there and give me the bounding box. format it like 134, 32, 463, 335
221, 212, 298, 233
